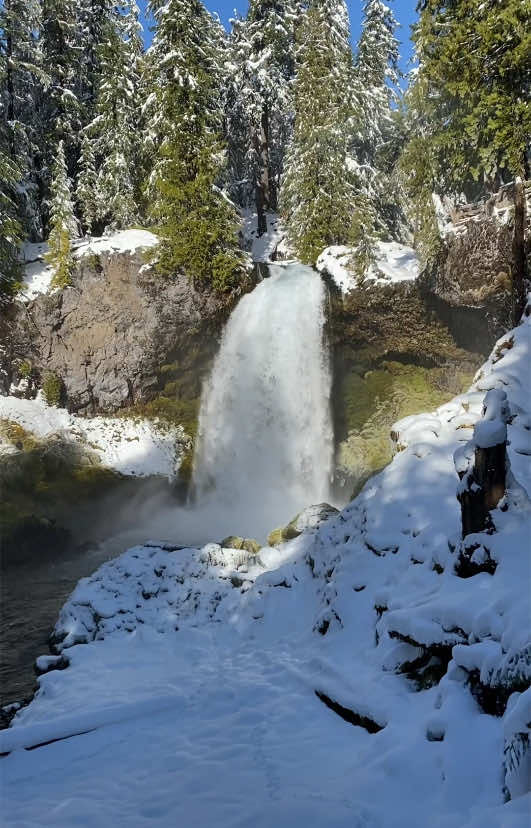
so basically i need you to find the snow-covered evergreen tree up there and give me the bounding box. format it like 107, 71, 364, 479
89, 1, 144, 230
0, 0, 45, 237
146, 0, 243, 292
46, 141, 78, 288
76, 133, 99, 234
350, 0, 403, 239
41, 0, 82, 154
0, 149, 22, 299
227, 0, 299, 234
281, 0, 355, 264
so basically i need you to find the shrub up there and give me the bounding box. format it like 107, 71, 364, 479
42, 372, 63, 406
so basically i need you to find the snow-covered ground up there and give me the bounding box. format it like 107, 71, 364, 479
242, 211, 286, 262
2, 302, 530, 826
0, 394, 186, 479
21, 229, 159, 301
317, 241, 419, 294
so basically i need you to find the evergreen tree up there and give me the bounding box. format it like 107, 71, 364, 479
401, 0, 530, 215
90, 1, 144, 229
41, 0, 82, 154
351, 0, 403, 239
227, 0, 299, 234
0, 0, 46, 237
146, 0, 244, 291
46, 141, 78, 288
0, 149, 23, 299
76, 133, 99, 234
281, 0, 355, 264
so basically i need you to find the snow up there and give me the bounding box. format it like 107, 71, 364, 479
2, 301, 531, 826
74, 228, 159, 258
242, 210, 286, 262
20, 230, 159, 302
316, 241, 420, 294
0, 394, 185, 479
21, 241, 54, 300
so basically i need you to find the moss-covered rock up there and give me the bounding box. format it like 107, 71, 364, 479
267, 503, 339, 546
221, 536, 261, 556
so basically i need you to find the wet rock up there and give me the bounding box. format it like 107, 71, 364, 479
220, 536, 261, 556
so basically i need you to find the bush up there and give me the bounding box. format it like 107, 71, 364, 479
42, 372, 63, 406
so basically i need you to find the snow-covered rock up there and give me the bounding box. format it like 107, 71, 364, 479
316, 240, 419, 294
0, 394, 187, 479
2, 300, 531, 827
21, 230, 159, 302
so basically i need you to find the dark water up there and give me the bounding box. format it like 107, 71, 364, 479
0, 540, 121, 705
0, 478, 184, 707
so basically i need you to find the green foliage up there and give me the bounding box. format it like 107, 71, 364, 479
0, 149, 23, 299
401, 0, 530, 238
281, 0, 355, 264
350, 196, 378, 279
153, 143, 244, 292
46, 141, 78, 288
147, 0, 244, 293
41, 372, 63, 406
19, 360, 33, 379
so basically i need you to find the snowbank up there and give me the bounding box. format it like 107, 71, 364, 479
2, 300, 530, 827
242, 210, 286, 262
20, 229, 159, 302
0, 394, 185, 479
317, 240, 419, 294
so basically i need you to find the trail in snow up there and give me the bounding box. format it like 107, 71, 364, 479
192, 263, 334, 539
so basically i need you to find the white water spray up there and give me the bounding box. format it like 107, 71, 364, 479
192, 262, 334, 539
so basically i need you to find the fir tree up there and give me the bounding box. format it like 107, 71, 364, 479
90, 1, 144, 230
0, 0, 46, 237
351, 0, 403, 239
76, 133, 98, 234
281, 0, 355, 264
0, 149, 23, 299
46, 141, 78, 288
227, 0, 299, 234
146, 0, 243, 291
401, 0, 530, 208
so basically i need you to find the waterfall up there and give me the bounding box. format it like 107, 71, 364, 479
192, 262, 334, 540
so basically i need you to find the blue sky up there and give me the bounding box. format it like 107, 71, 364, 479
139, 1, 418, 76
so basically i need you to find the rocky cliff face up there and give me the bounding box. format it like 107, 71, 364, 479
4, 244, 247, 418
420, 181, 530, 352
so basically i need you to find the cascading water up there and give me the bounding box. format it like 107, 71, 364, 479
192, 262, 334, 540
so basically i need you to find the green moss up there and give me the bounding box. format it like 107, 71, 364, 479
335, 361, 475, 495
119, 395, 200, 439
0, 419, 40, 452
41, 372, 63, 406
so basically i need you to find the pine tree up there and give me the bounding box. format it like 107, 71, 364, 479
46, 141, 78, 288
351, 0, 403, 239
0, 149, 22, 299
281, 0, 355, 264
401, 0, 530, 207
90, 1, 144, 230
76, 133, 98, 234
0, 0, 46, 237
40, 0, 82, 154
227, 0, 299, 234
146, 0, 244, 291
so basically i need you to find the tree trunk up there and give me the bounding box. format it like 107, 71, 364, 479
254, 100, 272, 237
511, 177, 527, 327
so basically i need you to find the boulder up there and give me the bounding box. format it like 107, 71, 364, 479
267, 503, 339, 546
220, 536, 261, 556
